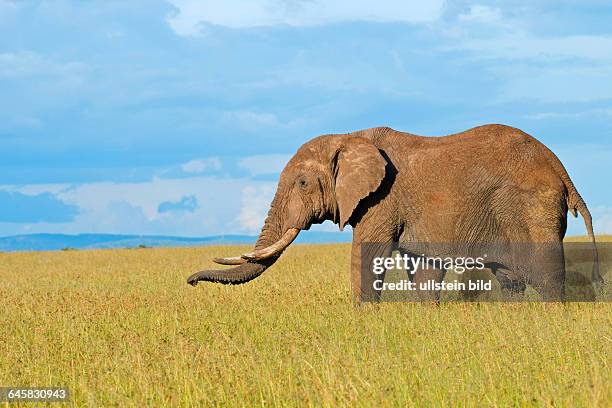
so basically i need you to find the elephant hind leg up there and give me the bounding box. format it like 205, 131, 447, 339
511, 241, 565, 301
524, 218, 567, 301
517, 197, 567, 301
526, 249, 565, 301
489, 242, 564, 301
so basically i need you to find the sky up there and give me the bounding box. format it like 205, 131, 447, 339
0, 0, 611, 238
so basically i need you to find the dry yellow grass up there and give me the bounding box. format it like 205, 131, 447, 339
566, 235, 612, 242
0, 241, 610, 406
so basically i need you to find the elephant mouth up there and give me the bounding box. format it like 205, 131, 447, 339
213, 228, 301, 265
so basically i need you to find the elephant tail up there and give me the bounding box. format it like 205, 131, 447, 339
571, 195, 602, 284
538, 141, 602, 285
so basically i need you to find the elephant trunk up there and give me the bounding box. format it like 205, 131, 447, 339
187, 262, 267, 285
187, 195, 300, 285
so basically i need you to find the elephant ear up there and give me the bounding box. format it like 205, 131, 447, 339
333, 136, 387, 230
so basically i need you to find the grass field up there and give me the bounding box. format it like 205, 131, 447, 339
0, 240, 610, 406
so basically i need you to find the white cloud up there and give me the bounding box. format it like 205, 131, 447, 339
167, 0, 446, 35
0, 176, 280, 236
236, 184, 276, 233
458, 34, 612, 63
238, 154, 291, 177
495, 65, 612, 103
310, 220, 347, 233
181, 157, 222, 174
2, 173, 341, 237
458, 5, 502, 24
524, 108, 612, 120
445, 5, 612, 65
442, 7, 612, 103
592, 206, 612, 235
569, 205, 612, 235
0, 0, 18, 17
0, 51, 85, 79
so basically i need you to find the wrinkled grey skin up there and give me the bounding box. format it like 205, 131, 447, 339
188, 124, 601, 301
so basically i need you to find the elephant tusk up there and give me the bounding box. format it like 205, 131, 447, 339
241, 228, 300, 261
213, 256, 247, 265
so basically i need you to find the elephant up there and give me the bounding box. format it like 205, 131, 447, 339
187, 124, 601, 302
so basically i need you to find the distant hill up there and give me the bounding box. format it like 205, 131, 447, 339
1, 233, 602, 252
0, 232, 352, 252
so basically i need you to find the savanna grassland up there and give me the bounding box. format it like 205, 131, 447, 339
0, 240, 610, 407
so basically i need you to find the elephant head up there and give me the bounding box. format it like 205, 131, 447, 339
187, 133, 388, 285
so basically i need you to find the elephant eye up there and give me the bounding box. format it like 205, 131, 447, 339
297, 178, 308, 189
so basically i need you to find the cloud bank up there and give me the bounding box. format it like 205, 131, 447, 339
167, 0, 446, 34
0, 190, 78, 223
1, 1, 610, 238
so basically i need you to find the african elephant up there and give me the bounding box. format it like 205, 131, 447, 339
188, 124, 601, 301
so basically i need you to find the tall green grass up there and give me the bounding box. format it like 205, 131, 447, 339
0, 242, 610, 406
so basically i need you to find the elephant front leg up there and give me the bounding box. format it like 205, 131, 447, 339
350, 203, 400, 303
351, 241, 394, 302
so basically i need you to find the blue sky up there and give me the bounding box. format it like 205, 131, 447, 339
1, 0, 611, 237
